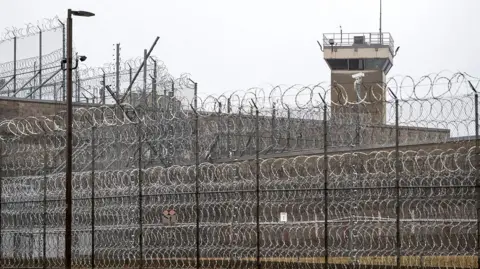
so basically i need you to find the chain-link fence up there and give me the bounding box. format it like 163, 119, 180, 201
0, 71, 479, 269
0, 18, 185, 106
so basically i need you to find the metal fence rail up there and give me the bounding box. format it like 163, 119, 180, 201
0, 72, 479, 269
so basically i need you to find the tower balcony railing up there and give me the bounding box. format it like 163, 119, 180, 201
323, 32, 394, 55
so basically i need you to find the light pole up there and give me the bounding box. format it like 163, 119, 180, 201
65, 9, 94, 269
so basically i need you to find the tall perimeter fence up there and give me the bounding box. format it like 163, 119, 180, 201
0, 17, 184, 105
0, 69, 479, 269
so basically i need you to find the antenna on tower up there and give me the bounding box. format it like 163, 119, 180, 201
340, 25, 343, 44
379, 0, 383, 44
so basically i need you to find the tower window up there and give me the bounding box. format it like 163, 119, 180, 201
349, 59, 364, 70
328, 59, 348, 70
365, 59, 386, 70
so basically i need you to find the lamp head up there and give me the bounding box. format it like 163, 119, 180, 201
71, 10, 95, 17
394, 46, 400, 56
78, 55, 87, 62
316, 40, 323, 52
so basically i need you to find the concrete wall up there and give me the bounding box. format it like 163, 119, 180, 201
331, 70, 387, 125
0, 97, 103, 120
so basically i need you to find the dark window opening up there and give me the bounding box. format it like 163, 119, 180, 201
328, 59, 348, 70
385, 61, 393, 74
349, 59, 364, 70
365, 59, 386, 70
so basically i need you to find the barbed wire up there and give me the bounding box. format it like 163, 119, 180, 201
0, 149, 476, 267
0, 16, 63, 43
0, 72, 478, 268
0, 49, 63, 76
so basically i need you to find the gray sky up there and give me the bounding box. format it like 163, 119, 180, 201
1, 0, 478, 95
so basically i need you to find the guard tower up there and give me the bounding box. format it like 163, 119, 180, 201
323, 32, 395, 125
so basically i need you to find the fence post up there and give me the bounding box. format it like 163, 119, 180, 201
12, 36, 17, 97
271, 102, 276, 150
189, 80, 200, 269
319, 93, 328, 269
227, 98, 231, 156
59, 19, 66, 101
143, 49, 147, 105
216, 101, 222, 158
42, 135, 48, 269
115, 43, 120, 99
152, 58, 157, 108
286, 106, 291, 150
39, 28, 43, 99
90, 126, 96, 269
250, 100, 261, 269
54, 83, 57, 102
33, 62, 36, 98
101, 71, 106, 104
0, 142, 3, 269
75, 68, 80, 102
128, 64, 133, 103
137, 119, 144, 269
476, 86, 479, 269
388, 88, 401, 269
468, 81, 479, 269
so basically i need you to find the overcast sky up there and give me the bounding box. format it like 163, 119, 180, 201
1, 0, 478, 95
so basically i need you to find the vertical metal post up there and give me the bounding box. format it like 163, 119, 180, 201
287, 107, 291, 149
469, 91, 480, 268
227, 98, 231, 156
115, 43, 120, 99
0, 142, 3, 269
101, 72, 106, 104
348, 217, 353, 262
319, 94, 328, 269
271, 102, 276, 149
394, 93, 400, 269
476, 91, 480, 269
66, 10, 73, 269
193, 82, 201, 269
252, 101, 261, 269
152, 59, 157, 108
42, 136, 48, 269
379, 0, 383, 45
76, 68, 80, 102
128, 64, 133, 103
60, 20, 66, 101
468, 81, 479, 269
39, 29, 43, 99
143, 49, 147, 104
33, 62, 37, 99
218, 101, 222, 157
137, 120, 144, 269
54, 81, 57, 101
91, 126, 96, 269
12, 36, 17, 97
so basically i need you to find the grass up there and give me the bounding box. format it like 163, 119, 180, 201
8, 256, 478, 268
138, 256, 478, 268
